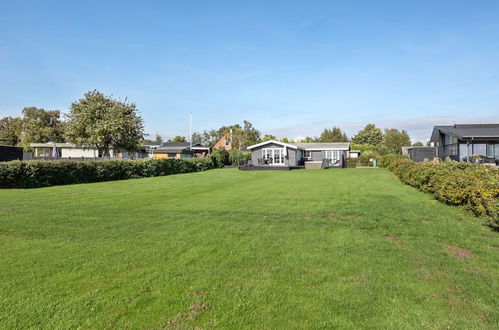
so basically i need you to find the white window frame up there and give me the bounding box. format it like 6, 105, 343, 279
325, 150, 340, 161
262, 148, 285, 165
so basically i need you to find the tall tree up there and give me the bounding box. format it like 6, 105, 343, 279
65, 90, 144, 157
260, 134, 277, 142
193, 120, 261, 149
0, 116, 23, 146
382, 128, 411, 154
299, 136, 318, 142
170, 136, 186, 142
280, 137, 295, 143
318, 127, 349, 142
241, 120, 261, 147
351, 124, 383, 145
142, 133, 163, 144
20, 107, 66, 150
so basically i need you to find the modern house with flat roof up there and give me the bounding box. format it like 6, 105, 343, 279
429, 124, 499, 162
245, 140, 350, 169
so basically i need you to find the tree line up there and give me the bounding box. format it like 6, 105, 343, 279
1, 89, 418, 156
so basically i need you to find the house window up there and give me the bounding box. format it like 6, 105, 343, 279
302, 150, 311, 160
325, 150, 339, 161
262, 148, 284, 165
35, 148, 51, 157
444, 134, 457, 145
444, 144, 458, 156
459, 144, 471, 161
472, 144, 486, 157
486, 144, 495, 158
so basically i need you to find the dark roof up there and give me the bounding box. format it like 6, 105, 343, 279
431, 124, 499, 140
154, 142, 209, 153
295, 142, 350, 150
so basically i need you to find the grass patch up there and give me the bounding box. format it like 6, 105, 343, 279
0, 169, 498, 328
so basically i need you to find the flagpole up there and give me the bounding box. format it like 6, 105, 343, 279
189, 112, 192, 149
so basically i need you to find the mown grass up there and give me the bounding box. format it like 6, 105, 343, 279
0, 169, 497, 329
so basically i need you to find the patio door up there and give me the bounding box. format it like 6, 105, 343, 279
263, 148, 285, 165
325, 150, 340, 166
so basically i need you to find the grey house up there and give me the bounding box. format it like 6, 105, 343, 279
246, 140, 349, 169
430, 124, 499, 162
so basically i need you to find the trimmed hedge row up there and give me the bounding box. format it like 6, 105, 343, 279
388, 158, 499, 222
0, 157, 215, 188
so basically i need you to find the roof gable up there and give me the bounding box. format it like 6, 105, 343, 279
246, 140, 299, 150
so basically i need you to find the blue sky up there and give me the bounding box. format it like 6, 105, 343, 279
1, 0, 498, 142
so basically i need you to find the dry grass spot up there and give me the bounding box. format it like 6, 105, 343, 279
446, 245, 473, 259
385, 236, 400, 241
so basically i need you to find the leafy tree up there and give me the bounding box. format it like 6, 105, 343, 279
20, 107, 66, 150
280, 137, 295, 143
318, 127, 349, 142
154, 134, 163, 143
193, 120, 261, 149
65, 90, 144, 157
382, 128, 411, 154
170, 136, 186, 142
191, 132, 203, 143
299, 136, 318, 143
351, 124, 383, 145
260, 134, 277, 142
142, 133, 163, 144
412, 141, 424, 146
241, 120, 260, 147
0, 116, 23, 146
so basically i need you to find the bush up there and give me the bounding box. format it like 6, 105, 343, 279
347, 152, 402, 167
228, 149, 251, 166
211, 148, 251, 167
0, 157, 215, 188
210, 148, 229, 168
387, 158, 499, 224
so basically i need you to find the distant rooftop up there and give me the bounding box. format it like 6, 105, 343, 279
295, 142, 350, 150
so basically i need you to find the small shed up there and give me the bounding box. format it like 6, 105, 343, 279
403, 146, 437, 162
0, 145, 23, 162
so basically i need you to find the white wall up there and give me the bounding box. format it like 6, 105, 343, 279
61, 148, 98, 158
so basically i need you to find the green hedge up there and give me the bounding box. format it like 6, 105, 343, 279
388, 158, 499, 223
211, 148, 251, 167
0, 157, 215, 188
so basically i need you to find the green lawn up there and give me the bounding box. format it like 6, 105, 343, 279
0, 169, 498, 329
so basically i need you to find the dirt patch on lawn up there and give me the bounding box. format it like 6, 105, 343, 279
385, 236, 399, 241
166, 298, 211, 328
418, 274, 433, 280
446, 245, 473, 259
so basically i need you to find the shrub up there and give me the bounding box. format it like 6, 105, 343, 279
210, 148, 250, 167
0, 157, 215, 188
228, 149, 251, 166
387, 158, 499, 225
210, 148, 229, 168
